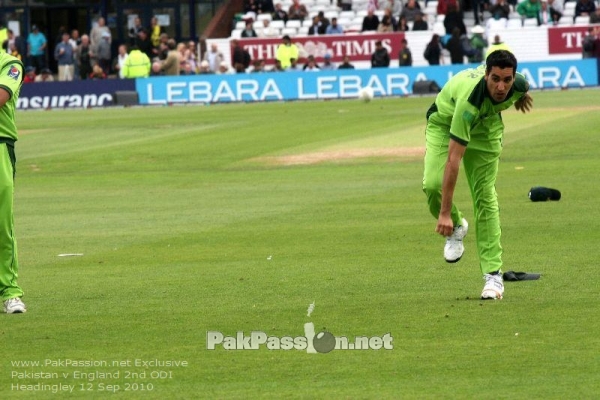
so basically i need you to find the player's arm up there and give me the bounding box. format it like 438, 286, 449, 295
0, 88, 10, 108
436, 138, 467, 237
513, 73, 532, 113
514, 93, 533, 113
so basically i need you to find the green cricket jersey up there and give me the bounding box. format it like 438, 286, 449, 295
0, 52, 24, 141
426, 64, 529, 152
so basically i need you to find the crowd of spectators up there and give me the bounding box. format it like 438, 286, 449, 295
4, 15, 223, 83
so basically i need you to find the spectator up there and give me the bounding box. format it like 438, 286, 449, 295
378, 15, 395, 32
472, 0, 488, 25
122, 45, 151, 78
286, 58, 302, 71
380, 0, 403, 16
241, 20, 258, 38
151, 61, 164, 76
582, 27, 596, 58
318, 11, 330, 28
399, 0, 422, 22
4, 29, 26, 57
575, 0, 596, 20
258, 20, 279, 38
272, 3, 289, 24
135, 29, 154, 61
446, 27, 465, 64
68, 29, 81, 78
113, 44, 128, 78
320, 53, 335, 70
199, 60, 213, 74
412, 13, 428, 30
150, 17, 164, 48
444, 4, 467, 35
8, 42, 22, 61
517, 0, 542, 24
437, 0, 458, 15
34, 68, 54, 82
54, 31, 74, 81
326, 18, 344, 34
156, 33, 169, 60
90, 17, 110, 57
489, 0, 510, 20
27, 25, 47, 72
250, 59, 266, 73
397, 15, 409, 31
548, 0, 563, 24
468, 25, 487, 63
217, 61, 234, 74
203, 43, 224, 73
399, 38, 412, 66
591, 8, 600, 23
308, 17, 323, 35
362, 9, 380, 32
96, 31, 112, 74
161, 39, 180, 75
371, 40, 390, 67
257, 0, 275, 13
270, 59, 285, 72
128, 16, 144, 46
231, 39, 251, 71
338, 55, 355, 69
23, 66, 36, 83
423, 34, 443, 65
384, 9, 399, 31
180, 61, 196, 75
75, 34, 93, 80
185, 41, 199, 73
275, 35, 298, 69
288, 0, 309, 21
89, 63, 106, 79
485, 35, 511, 59
340, 0, 353, 12
302, 55, 320, 71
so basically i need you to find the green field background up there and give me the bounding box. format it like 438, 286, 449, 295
2, 89, 599, 399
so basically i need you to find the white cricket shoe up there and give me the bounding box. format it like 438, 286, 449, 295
3, 297, 27, 314
444, 218, 468, 263
481, 272, 504, 300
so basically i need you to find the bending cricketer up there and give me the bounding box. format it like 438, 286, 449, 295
0, 52, 26, 313
422, 50, 532, 300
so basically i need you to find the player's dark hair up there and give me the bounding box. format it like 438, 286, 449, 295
486, 50, 517, 76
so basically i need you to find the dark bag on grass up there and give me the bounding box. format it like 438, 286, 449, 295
528, 187, 561, 202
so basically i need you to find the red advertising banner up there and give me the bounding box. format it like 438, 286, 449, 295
548, 26, 594, 54
234, 32, 406, 64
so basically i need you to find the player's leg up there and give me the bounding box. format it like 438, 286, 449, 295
0, 143, 25, 312
423, 124, 468, 262
462, 147, 503, 274
422, 123, 463, 226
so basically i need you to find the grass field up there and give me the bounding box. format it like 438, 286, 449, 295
3, 88, 600, 399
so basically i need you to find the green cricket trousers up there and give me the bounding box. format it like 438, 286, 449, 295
0, 141, 22, 300
422, 123, 503, 275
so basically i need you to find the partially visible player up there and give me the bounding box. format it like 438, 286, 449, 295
0, 51, 26, 313
422, 50, 533, 300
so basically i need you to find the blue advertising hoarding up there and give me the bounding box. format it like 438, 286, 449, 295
18, 79, 135, 110
15, 59, 597, 110
135, 59, 598, 105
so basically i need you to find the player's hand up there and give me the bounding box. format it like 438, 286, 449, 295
436, 214, 454, 237
515, 93, 533, 113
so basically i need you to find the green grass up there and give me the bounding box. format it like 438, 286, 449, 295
2, 89, 600, 399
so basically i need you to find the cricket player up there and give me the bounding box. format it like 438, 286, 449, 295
422, 50, 532, 300
0, 52, 26, 313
